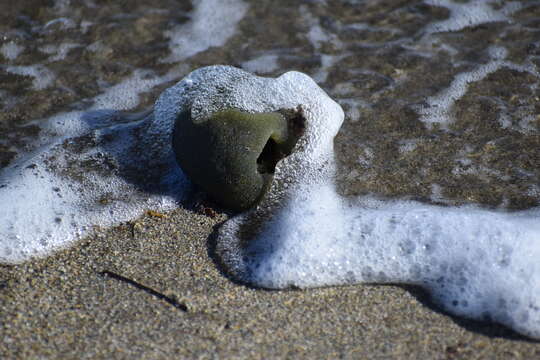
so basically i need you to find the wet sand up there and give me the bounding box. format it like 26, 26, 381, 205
1, 203, 539, 359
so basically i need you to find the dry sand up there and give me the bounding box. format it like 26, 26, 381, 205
1, 200, 539, 359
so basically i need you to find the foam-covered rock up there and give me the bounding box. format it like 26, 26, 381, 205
153, 66, 344, 211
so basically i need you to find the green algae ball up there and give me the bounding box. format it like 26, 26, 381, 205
173, 108, 300, 210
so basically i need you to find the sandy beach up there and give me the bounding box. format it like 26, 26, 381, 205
1, 203, 539, 359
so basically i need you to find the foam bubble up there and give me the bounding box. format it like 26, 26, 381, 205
242, 55, 279, 74
1, 41, 24, 61
162, 0, 248, 63
189, 67, 540, 339
40, 43, 80, 62
91, 68, 186, 110
417, 46, 538, 129
44, 17, 76, 31
5, 65, 55, 90
3, 65, 540, 339
424, 0, 522, 34
223, 183, 540, 338
300, 5, 342, 51
0, 118, 186, 263
0, 66, 190, 263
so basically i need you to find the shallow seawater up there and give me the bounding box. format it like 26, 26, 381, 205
1, 0, 540, 338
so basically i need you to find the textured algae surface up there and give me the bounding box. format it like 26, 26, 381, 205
173, 108, 301, 210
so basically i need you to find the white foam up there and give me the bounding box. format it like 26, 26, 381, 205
91, 67, 186, 110
42, 65, 189, 138
175, 67, 540, 339
300, 5, 342, 51
241, 55, 279, 74
0, 127, 184, 263
398, 139, 418, 153
0, 0, 247, 263
3, 66, 540, 339
312, 54, 345, 84
0, 66, 191, 263
418, 46, 539, 129
44, 17, 76, 31
40, 43, 80, 62
307, 25, 330, 49
224, 183, 540, 338
418, 46, 502, 128
162, 0, 248, 63
1, 41, 24, 61
424, 0, 522, 34
5, 65, 55, 90
80, 20, 93, 34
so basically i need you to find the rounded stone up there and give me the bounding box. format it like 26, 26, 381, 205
173, 108, 298, 210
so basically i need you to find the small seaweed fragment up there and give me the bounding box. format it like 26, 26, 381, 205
100, 270, 188, 312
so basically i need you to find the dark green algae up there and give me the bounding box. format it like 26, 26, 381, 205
173, 108, 303, 210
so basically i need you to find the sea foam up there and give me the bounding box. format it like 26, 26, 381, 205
180, 67, 540, 339
0, 67, 189, 263
424, 0, 522, 34
2, 66, 540, 339
5, 65, 55, 91
417, 46, 539, 129
162, 0, 248, 63
135, 65, 540, 339
1, 41, 24, 61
